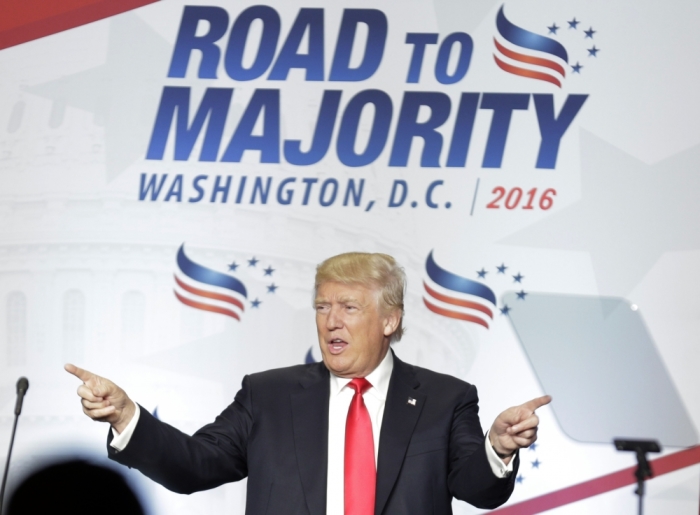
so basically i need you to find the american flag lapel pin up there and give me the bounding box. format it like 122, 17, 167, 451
407, 397, 417, 406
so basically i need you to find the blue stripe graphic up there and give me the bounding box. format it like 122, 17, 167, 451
305, 348, 317, 364
177, 244, 247, 298
496, 5, 568, 63
425, 251, 496, 305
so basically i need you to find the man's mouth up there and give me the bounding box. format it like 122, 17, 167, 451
327, 338, 348, 355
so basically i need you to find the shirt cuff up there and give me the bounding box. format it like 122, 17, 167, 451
109, 404, 141, 452
484, 430, 514, 478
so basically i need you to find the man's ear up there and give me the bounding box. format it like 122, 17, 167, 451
382, 309, 401, 336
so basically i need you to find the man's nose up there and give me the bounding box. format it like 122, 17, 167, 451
326, 306, 343, 329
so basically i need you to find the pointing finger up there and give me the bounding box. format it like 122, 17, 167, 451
522, 395, 552, 412
65, 363, 97, 383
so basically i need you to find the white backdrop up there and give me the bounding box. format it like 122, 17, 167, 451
1, 1, 699, 513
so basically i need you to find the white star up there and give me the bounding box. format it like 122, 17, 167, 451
503, 131, 700, 296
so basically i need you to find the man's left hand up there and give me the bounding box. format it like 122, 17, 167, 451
489, 395, 552, 464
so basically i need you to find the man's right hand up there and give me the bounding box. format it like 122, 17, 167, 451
64, 364, 136, 434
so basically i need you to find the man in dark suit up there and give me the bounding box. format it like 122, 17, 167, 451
66, 252, 550, 514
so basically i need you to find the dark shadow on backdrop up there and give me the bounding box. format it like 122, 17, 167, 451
5, 459, 144, 514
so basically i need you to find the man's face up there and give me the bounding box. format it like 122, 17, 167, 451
315, 281, 399, 378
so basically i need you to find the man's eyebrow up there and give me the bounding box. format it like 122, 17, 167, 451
313, 296, 362, 305
337, 296, 364, 305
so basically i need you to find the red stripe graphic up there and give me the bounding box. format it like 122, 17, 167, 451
0, 0, 159, 51
494, 38, 566, 77
423, 298, 489, 328
491, 445, 700, 515
174, 275, 245, 311
174, 291, 241, 321
423, 282, 493, 318
493, 55, 562, 88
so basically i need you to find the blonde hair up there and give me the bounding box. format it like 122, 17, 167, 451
315, 252, 405, 342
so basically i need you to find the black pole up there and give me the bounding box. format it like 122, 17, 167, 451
0, 377, 29, 513
633, 448, 652, 515
613, 438, 661, 515
0, 414, 20, 511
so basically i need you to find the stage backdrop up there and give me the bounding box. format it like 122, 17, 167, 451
1, 0, 699, 513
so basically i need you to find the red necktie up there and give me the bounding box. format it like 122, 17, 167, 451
345, 378, 376, 515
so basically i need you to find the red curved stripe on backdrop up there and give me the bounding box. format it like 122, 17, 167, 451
493, 38, 566, 76
493, 55, 562, 88
423, 298, 489, 329
0, 0, 159, 51
490, 445, 700, 515
174, 291, 241, 321
174, 275, 245, 311
423, 282, 493, 318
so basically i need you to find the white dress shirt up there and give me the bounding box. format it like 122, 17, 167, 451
326, 349, 394, 514
324, 351, 512, 515
111, 351, 513, 513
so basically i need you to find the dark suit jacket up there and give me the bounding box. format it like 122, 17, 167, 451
108, 354, 517, 514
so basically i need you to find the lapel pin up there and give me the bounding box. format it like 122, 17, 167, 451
407, 397, 417, 406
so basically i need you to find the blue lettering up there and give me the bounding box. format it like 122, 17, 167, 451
164, 174, 183, 202
425, 180, 443, 208
343, 179, 364, 206
189, 175, 208, 202
388, 180, 408, 207
534, 94, 588, 169
329, 9, 387, 81
235, 176, 247, 203
337, 89, 392, 167
284, 90, 341, 165
222, 89, 280, 163
224, 6, 280, 81
301, 177, 318, 205
389, 92, 451, 167
146, 87, 232, 161
250, 176, 272, 204
446, 93, 480, 167
168, 6, 229, 79
405, 33, 438, 83
319, 178, 338, 206
211, 175, 232, 202
277, 177, 296, 205
138, 173, 168, 200
480, 93, 530, 168
434, 33, 473, 84
268, 8, 324, 81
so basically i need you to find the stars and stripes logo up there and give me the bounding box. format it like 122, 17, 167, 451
305, 253, 528, 361
423, 251, 497, 329
174, 244, 248, 321
493, 5, 569, 88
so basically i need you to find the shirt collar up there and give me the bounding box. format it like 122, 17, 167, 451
329, 348, 394, 400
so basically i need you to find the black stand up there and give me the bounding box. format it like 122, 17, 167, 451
614, 438, 662, 515
0, 413, 21, 512
0, 377, 29, 514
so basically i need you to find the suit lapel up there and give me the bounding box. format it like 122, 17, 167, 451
375, 355, 426, 515
291, 363, 330, 515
